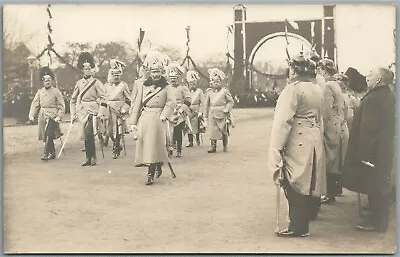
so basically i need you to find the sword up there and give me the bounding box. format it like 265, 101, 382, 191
167, 162, 176, 178
57, 119, 74, 158
122, 133, 126, 156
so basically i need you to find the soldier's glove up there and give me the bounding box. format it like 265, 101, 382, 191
54, 117, 61, 123
223, 109, 229, 114
160, 115, 167, 122
198, 112, 203, 118
121, 108, 127, 115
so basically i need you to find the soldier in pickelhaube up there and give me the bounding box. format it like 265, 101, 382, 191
269, 51, 326, 237
28, 66, 65, 160
167, 62, 191, 158
186, 70, 204, 147
70, 52, 108, 166
203, 68, 234, 153
104, 59, 133, 159
130, 52, 177, 185
317, 58, 348, 204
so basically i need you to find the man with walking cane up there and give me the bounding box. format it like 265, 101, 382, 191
130, 52, 177, 185
268, 52, 326, 237
28, 66, 65, 161
70, 52, 108, 166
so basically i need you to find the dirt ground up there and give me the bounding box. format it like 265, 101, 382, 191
3, 108, 396, 254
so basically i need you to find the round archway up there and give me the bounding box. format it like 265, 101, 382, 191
248, 32, 312, 92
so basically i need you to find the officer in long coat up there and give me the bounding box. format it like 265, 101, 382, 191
203, 68, 234, 153
317, 59, 348, 204
341, 68, 395, 232
28, 66, 65, 160
104, 59, 133, 159
70, 52, 108, 166
167, 63, 191, 158
186, 70, 204, 147
130, 53, 177, 185
269, 52, 326, 237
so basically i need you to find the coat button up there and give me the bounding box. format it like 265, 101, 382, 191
298, 122, 301, 125
299, 143, 303, 146
299, 132, 302, 135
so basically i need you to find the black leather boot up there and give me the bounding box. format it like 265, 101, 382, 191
186, 134, 194, 147
222, 135, 228, 152
82, 139, 91, 166
156, 162, 163, 179
146, 164, 156, 185
207, 140, 217, 153
41, 140, 49, 161
195, 133, 200, 146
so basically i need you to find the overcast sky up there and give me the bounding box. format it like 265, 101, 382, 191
4, 4, 395, 75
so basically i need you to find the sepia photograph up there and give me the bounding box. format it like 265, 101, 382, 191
3, 3, 397, 254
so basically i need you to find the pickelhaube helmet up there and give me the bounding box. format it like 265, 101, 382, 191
39, 66, 55, 80
186, 70, 200, 83
288, 51, 310, 74
166, 62, 185, 79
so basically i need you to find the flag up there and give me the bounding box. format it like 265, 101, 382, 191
286, 19, 299, 30
227, 25, 234, 34
138, 28, 145, 48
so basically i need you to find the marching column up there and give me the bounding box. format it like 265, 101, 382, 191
28, 66, 65, 161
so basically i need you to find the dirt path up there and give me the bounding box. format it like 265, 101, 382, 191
3, 108, 396, 254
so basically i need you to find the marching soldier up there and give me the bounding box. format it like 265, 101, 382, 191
167, 62, 191, 158
317, 59, 349, 204
130, 52, 177, 185
186, 70, 204, 147
70, 52, 108, 166
28, 66, 65, 161
269, 52, 326, 237
104, 59, 133, 159
203, 68, 234, 153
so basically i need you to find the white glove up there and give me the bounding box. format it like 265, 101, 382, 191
121, 108, 127, 114
223, 109, 229, 113
198, 112, 203, 118
130, 124, 137, 132
54, 117, 61, 123
160, 115, 167, 122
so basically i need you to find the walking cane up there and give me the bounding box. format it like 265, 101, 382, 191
59, 137, 65, 156
357, 193, 362, 217
122, 133, 127, 156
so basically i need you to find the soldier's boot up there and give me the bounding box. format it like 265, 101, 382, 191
176, 150, 182, 158
47, 137, 56, 159
104, 136, 109, 147
186, 134, 194, 147
82, 139, 91, 166
146, 164, 156, 185
90, 137, 97, 166
41, 140, 50, 161
156, 162, 163, 179
196, 133, 200, 146
222, 135, 228, 152
207, 140, 217, 153
112, 136, 121, 159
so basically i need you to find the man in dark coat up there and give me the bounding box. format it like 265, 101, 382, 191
341, 67, 395, 232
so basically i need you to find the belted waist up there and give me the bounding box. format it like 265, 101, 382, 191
293, 116, 322, 128
142, 106, 163, 112
41, 106, 57, 109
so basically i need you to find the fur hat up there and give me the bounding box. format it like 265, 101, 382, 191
77, 52, 96, 70
39, 66, 55, 80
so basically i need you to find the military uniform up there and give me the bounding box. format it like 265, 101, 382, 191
29, 67, 65, 160
70, 52, 108, 166
203, 68, 234, 153
103, 59, 132, 159
186, 70, 204, 147
130, 52, 177, 185
167, 63, 191, 157
269, 54, 326, 237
